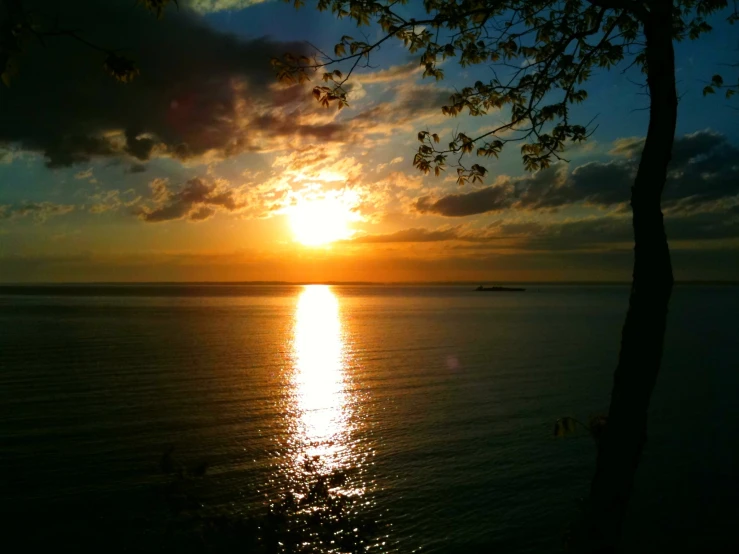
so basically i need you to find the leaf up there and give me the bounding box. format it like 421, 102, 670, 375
703, 85, 715, 96
554, 417, 578, 438
139, 0, 174, 18
103, 54, 139, 83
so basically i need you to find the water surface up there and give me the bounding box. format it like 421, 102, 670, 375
1, 284, 737, 552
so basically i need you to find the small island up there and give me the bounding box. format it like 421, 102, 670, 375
474, 285, 526, 292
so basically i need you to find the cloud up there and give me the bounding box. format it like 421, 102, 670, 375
413, 131, 739, 217
136, 177, 246, 222
0, 148, 17, 164
345, 220, 630, 248
349, 227, 463, 243
608, 136, 644, 158
352, 206, 739, 252
414, 179, 513, 216
610, 129, 726, 162
0, 0, 312, 167
354, 62, 421, 84
347, 82, 452, 136
509, 212, 739, 251
0, 3, 459, 174
128, 164, 148, 174
88, 189, 141, 214
185, 0, 269, 12
0, 202, 75, 222
75, 168, 94, 180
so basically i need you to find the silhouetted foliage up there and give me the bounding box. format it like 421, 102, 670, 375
704, 61, 739, 99
158, 448, 386, 553
275, 0, 736, 183
555, 414, 608, 445
0, 0, 176, 86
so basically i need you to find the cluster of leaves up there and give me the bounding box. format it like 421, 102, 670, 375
554, 414, 608, 444
704, 70, 739, 99
278, 0, 737, 184
103, 53, 140, 83
697, 2, 739, 101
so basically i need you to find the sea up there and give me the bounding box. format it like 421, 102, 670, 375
1, 284, 738, 553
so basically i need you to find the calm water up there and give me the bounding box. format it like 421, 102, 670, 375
1, 284, 738, 552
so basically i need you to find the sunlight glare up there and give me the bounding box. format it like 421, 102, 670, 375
288, 195, 355, 246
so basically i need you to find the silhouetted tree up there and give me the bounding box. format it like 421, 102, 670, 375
275, 0, 738, 551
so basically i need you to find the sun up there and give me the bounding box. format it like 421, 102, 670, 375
289, 196, 355, 246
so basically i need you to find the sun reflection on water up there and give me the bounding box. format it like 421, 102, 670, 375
257, 285, 388, 551
290, 285, 354, 480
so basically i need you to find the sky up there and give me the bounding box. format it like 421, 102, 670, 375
0, 0, 738, 283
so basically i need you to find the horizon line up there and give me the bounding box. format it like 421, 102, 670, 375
1, 280, 738, 286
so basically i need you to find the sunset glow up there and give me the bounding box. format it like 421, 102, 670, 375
0, 0, 737, 283
3, 0, 739, 551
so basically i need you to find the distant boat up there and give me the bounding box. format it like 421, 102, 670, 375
474, 285, 526, 292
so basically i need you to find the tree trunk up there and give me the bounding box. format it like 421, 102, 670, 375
583, 1, 678, 552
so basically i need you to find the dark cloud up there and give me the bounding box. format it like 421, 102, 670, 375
0, 0, 310, 167
137, 177, 245, 222
0, 202, 75, 222
414, 131, 739, 217
512, 165, 572, 210
607, 130, 739, 209
568, 161, 634, 205
487, 212, 739, 251
250, 114, 347, 143
349, 227, 462, 243
611, 130, 727, 162
350, 207, 739, 251
127, 164, 148, 174
662, 134, 739, 209
496, 218, 634, 251
414, 182, 512, 216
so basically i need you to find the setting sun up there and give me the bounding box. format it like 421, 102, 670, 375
289, 196, 356, 246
